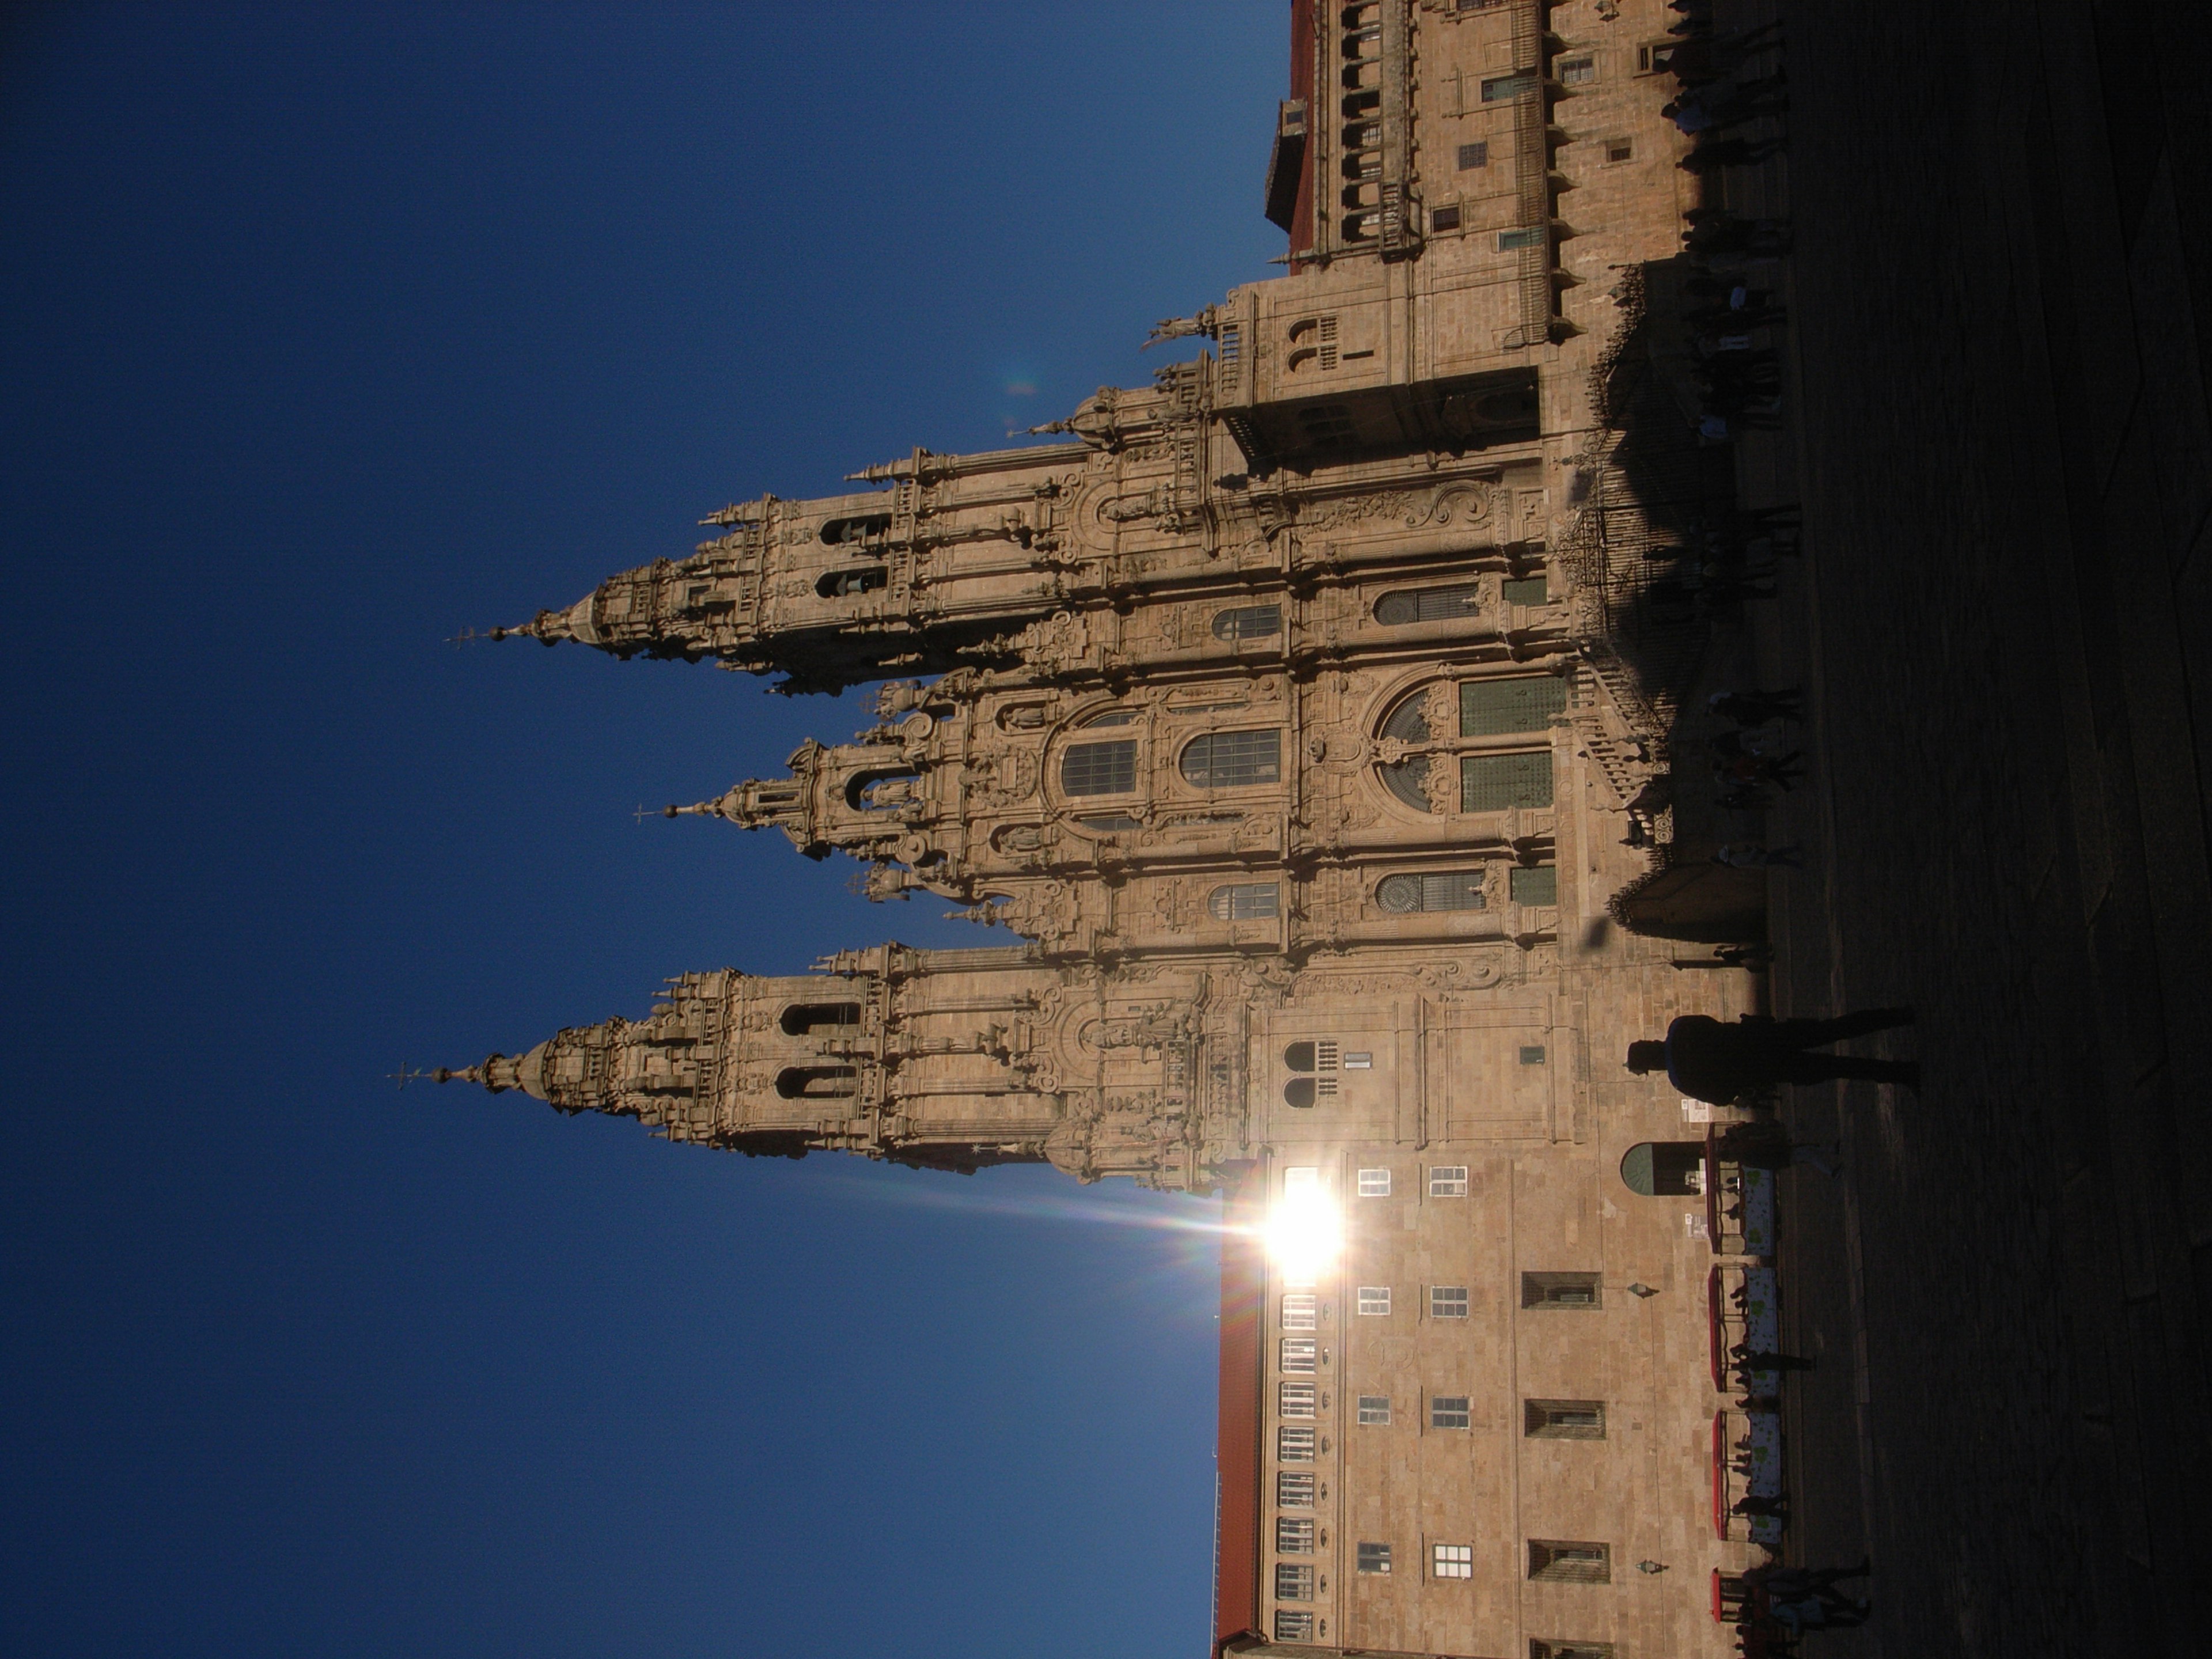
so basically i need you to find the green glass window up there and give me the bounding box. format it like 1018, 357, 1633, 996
1501, 575, 1548, 605
1510, 865, 1559, 905
1461, 752, 1553, 812
1460, 676, 1568, 737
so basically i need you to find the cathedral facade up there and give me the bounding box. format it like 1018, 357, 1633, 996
446, 4, 1771, 1656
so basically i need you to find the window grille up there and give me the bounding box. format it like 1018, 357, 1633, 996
1275, 1563, 1316, 1601
1522, 1272, 1602, 1310
1525, 1400, 1607, 1440
1502, 574, 1549, 605
1274, 1611, 1315, 1641
1377, 690, 1435, 812
1212, 604, 1283, 641
1528, 1541, 1611, 1584
1181, 729, 1282, 788
1282, 1294, 1318, 1331
1461, 751, 1553, 812
1378, 870, 1487, 912
1060, 739, 1137, 797
1082, 707, 1139, 727
1357, 1168, 1391, 1197
1358, 1396, 1391, 1425
1520, 1045, 1548, 1065
1459, 676, 1569, 737
1457, 141, 1489, 169
1209, 882, 1281, 921
1376, 584, 1483, 626
1431, 204, 1461, 232
1316, 1040, 1339, 1070
1498, 226, 1543, 251
1559, 55, 1596, 84
1510, 865, 1559, 906
1433, 1543, 1475, 1579
1358, 1541, 1393, 1574
1605, 138, 1634, 163
1358, 1286, 1391, 1316
1430, 1286, 1470, 1319
1481, 73, 1536, 101
1429, 1166, 1469, 1198
1278, 1426, 1317, 1462
1431, 1395, 1471, 1430
1281, 1337, 1317, 1374
1277, 1517, 1316, 1554
1277, 1471, 1316, 1508
1315, 1075, 1338, 1099
1280, 1382, 1317, 1419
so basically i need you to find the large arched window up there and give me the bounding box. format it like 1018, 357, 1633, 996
816, 566, 887, 598
1180, 730, 1282, 789
1376, 584, 1483, 626
1061, 740, 1138, 797
1212, 604, 1283, 641
1209, 882, 1281, 921
774, 1066, 856, 1100
780, 1002, 861, 1036
1377, 871, 1487, 913
1374, 676, 1566, 813
819, 514, 893, 545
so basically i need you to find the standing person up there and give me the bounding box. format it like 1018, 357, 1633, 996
1626, 1009, 1919, 1103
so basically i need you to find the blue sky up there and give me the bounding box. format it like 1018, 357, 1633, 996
0, 5, 1286, 1654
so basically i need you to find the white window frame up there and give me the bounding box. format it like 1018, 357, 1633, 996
1282, 1293, 1317, 1331
1358, 1285, 1392, 1316
1429, 1165, 1470, 1198
1357, 1395, 1391, 1425
1433, 1542, 1475, 1580
1430, 1285, 1470, 1319
1357, 1167, 1392, 1197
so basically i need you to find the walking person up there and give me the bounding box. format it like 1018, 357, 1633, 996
1626, 1008, 1919, 1103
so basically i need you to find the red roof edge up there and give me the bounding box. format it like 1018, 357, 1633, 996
1214, 1167, 1265, 1650
1288, 0, 1317, 266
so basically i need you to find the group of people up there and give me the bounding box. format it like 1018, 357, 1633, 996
1705, 677, 1805, 867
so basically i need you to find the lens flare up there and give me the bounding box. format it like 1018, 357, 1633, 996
1262, 1185, 1341, 1282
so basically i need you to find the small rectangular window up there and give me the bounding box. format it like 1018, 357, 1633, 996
1481, 73, 1536, 102
1280, 1381, 1317, 1418
1277, 1471, 1316, 1507
1358, 1286, 1392, 1316
1604, 138, 1633, 164
1282, 1293, 1318, 1331
1358, 1395, 1391, 1425
1429, 1166, 1470, 1198
1281, 1336, 1317, 1374
1357, 1168, 1392, 1197
1431, 1395, 1472, 1430
1430, 204, 1461, 232
1357, 1541, 1393, 1574
1457, 141, 1489, 170
1533, 1643, 1618, 1659
1510, 865, 1559, 906
1520, 1044, 1548, 1065
1525, 1399, 1607, 1440
1275, 1562, 1316, 1601
1344, 1051, 1372, 1069
1528, 1540, 1611, 1584
1433, 1543, 1475, 1579
1558, 55, 1596, 85
1637, 41, 1677, 74
1497, 226, 1544, 251
1522, 1271, 1602, 1309
1277, 1516, 1316, 1554
1274, 1611, 1314, 1641
1430, 1285, 1470, 1319
1279, 1425, 1317, 1462
1501, 574, 1548, 605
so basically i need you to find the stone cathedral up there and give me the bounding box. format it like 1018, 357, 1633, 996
446, 5, 1780, 1657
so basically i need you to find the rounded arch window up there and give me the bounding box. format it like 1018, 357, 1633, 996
1377, 871, 1487, 913
774, 1065, 856, 1100
1375, 584, 1483, 626
1373, 677, 1565, 814
1180, 729, 1282, 789
780, 1002, 860, 1036
1283, 1041, 1316, 1072
816, 566, 887, 599
819, 514, 892, 545
1209, 882, 1281, 921
1284, 1077, 1317, 1109
1060, 739, 1138, 797
1211, 604, 1283, 642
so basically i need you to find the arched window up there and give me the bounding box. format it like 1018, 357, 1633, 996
1078, 812, 1142, 832
774, 1066, 856, 1100
1211, 604, 1283, 642
1061, 740, 1138, 797
780, 1002, 861, 1037
1377, 695, 1433, 812
816, 566, 887, 598
1376, 584, 1483, 626
819, 514, 893, 545
1283, 1042, 1316, 1072
1180, 730, 1282, 789
1377, 871, 1487, 913
1081, 707, 1139, 728
1209, 882, 1281, 921
1374, 678, 1565, 815
1284, 1077, 1317, 1108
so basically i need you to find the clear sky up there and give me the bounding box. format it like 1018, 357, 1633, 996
0, 5, 1286, 1654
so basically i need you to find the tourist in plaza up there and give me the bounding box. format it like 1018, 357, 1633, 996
1626, 1008, 1920, 1103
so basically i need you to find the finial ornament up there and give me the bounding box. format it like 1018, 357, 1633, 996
387, 1062, 440, 1089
